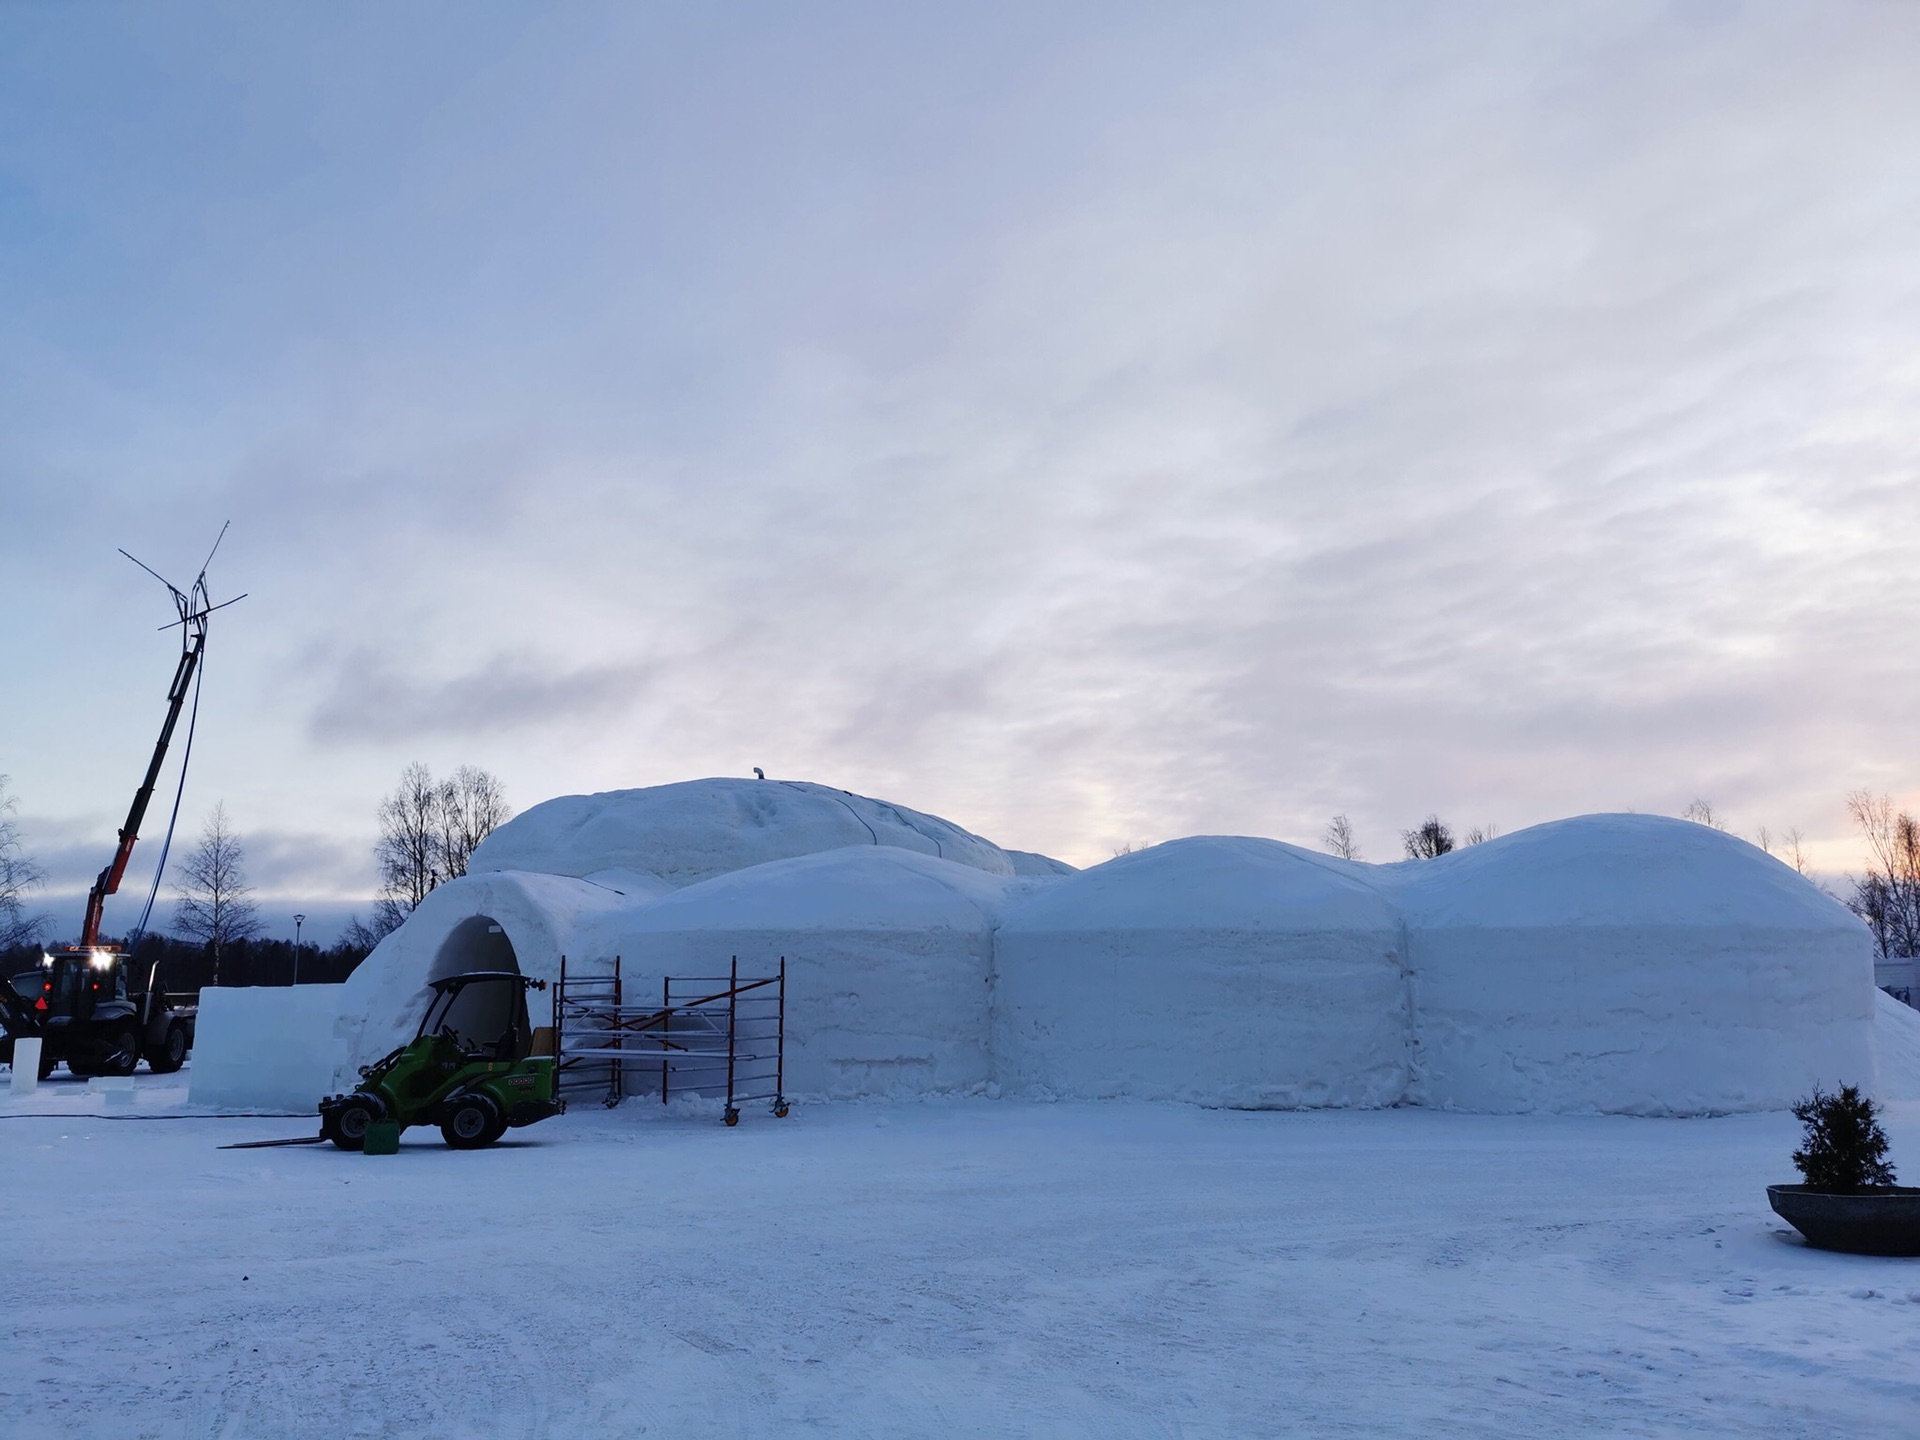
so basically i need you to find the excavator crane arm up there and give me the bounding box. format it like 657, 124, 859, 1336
78, 640, 204, 947
77, 527, 243, 949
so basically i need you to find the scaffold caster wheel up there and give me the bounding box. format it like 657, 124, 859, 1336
773, 1102, 790, 1118
724, 1107, 740, 1127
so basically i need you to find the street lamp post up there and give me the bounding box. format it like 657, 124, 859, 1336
293, 913, 305, 986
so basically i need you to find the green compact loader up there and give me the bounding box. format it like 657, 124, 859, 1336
319, 971, 564, 1150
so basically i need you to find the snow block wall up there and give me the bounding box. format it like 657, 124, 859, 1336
333, 779, 1878, 1115
189, 984, 348, 1112
995, 838, 1410, 1107
1390, 816, 1876, 1115
605, 848, 1014, 1098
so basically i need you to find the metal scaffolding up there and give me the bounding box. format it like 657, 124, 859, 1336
552, 955, 787, 1125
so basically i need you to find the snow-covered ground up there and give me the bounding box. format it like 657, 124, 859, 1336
5, 1069, 1920, 1438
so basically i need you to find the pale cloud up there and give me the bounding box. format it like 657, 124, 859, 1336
2, 0, 1917, 917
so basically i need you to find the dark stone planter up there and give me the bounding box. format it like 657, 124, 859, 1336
1767, 1185, 1920, 1256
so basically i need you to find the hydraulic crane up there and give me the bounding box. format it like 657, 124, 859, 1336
79, 553, 217, 947
2, 530, 244, 1078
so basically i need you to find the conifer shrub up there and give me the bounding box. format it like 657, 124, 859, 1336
1791, 1084, 1896, 1192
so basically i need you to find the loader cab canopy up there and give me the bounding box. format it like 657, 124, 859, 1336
45, 960, 85, 1006
43, 954, 125, 1012
418, 971, 538, 1062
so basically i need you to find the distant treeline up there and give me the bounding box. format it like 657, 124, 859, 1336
1, 932, 374, 994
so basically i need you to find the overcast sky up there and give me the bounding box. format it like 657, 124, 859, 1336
3, 2, 1917, 942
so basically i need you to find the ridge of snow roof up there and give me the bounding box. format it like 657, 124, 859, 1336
616, 844, 1017, 933
1000, 834, 1401, 933
1385, 812, 1863, 929
468, 776, 1027, 887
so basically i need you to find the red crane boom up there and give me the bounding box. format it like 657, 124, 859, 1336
78, 530, 243, 948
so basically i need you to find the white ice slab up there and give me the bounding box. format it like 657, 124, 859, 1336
188, 984, 347, 1112
9, 1038, 39, 1095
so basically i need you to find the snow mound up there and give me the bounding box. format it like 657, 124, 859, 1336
1391, 815, 1874, 1115
469, 777, 1056, 889
1385, 812, 1858, 929
1876, 990, 1920, 1103
995, 837, 1410, 1108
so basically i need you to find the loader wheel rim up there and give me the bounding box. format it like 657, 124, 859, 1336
338, 1107, 373, 1141
451, 1106, 489, 1141
166, 1028, 186, 1063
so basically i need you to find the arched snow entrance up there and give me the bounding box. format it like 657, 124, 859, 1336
430, 915, 520, 982
334, 871, 644, 1079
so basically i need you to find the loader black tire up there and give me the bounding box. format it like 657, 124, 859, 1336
441, 1095, 503, 1149
38, 1047, 57, 1081
324, 1094, 384, 1151
103, 1026, 142, 1077
145, 1023, 188, 1074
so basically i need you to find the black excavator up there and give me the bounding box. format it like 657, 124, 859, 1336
0, 532, 241, 1079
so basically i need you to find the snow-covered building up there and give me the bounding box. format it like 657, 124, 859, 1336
299, 778, 1879, 1116
596, 847, 1015, 1098
1387, 815, 1876, 1115
994, 837, 1410, 1108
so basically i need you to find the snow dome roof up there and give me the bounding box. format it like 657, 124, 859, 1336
603, 845, 1016, 937
1385, 813, 1860, 930
999, 835, 1399, 934
468, 777, 1051, 889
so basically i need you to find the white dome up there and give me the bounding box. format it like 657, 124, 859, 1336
1385, 813, 1864, 931
1003, 835, 1396, 933
469, 777, 1049, 888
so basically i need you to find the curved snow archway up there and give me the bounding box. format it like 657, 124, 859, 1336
430, 915, 521, 983
334, 870, 647, 1081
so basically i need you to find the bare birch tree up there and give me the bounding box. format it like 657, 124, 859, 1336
1682, 798, 1726, 830
1322, 815, 1361, 861
1845, 790, 1920, 960
0, 775, 48, 950
437, 765, 511, 880
375, 761, 441, 925
374, 762, 511, 934
1783, 827, 1811, 877
172, 802, 261, 983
